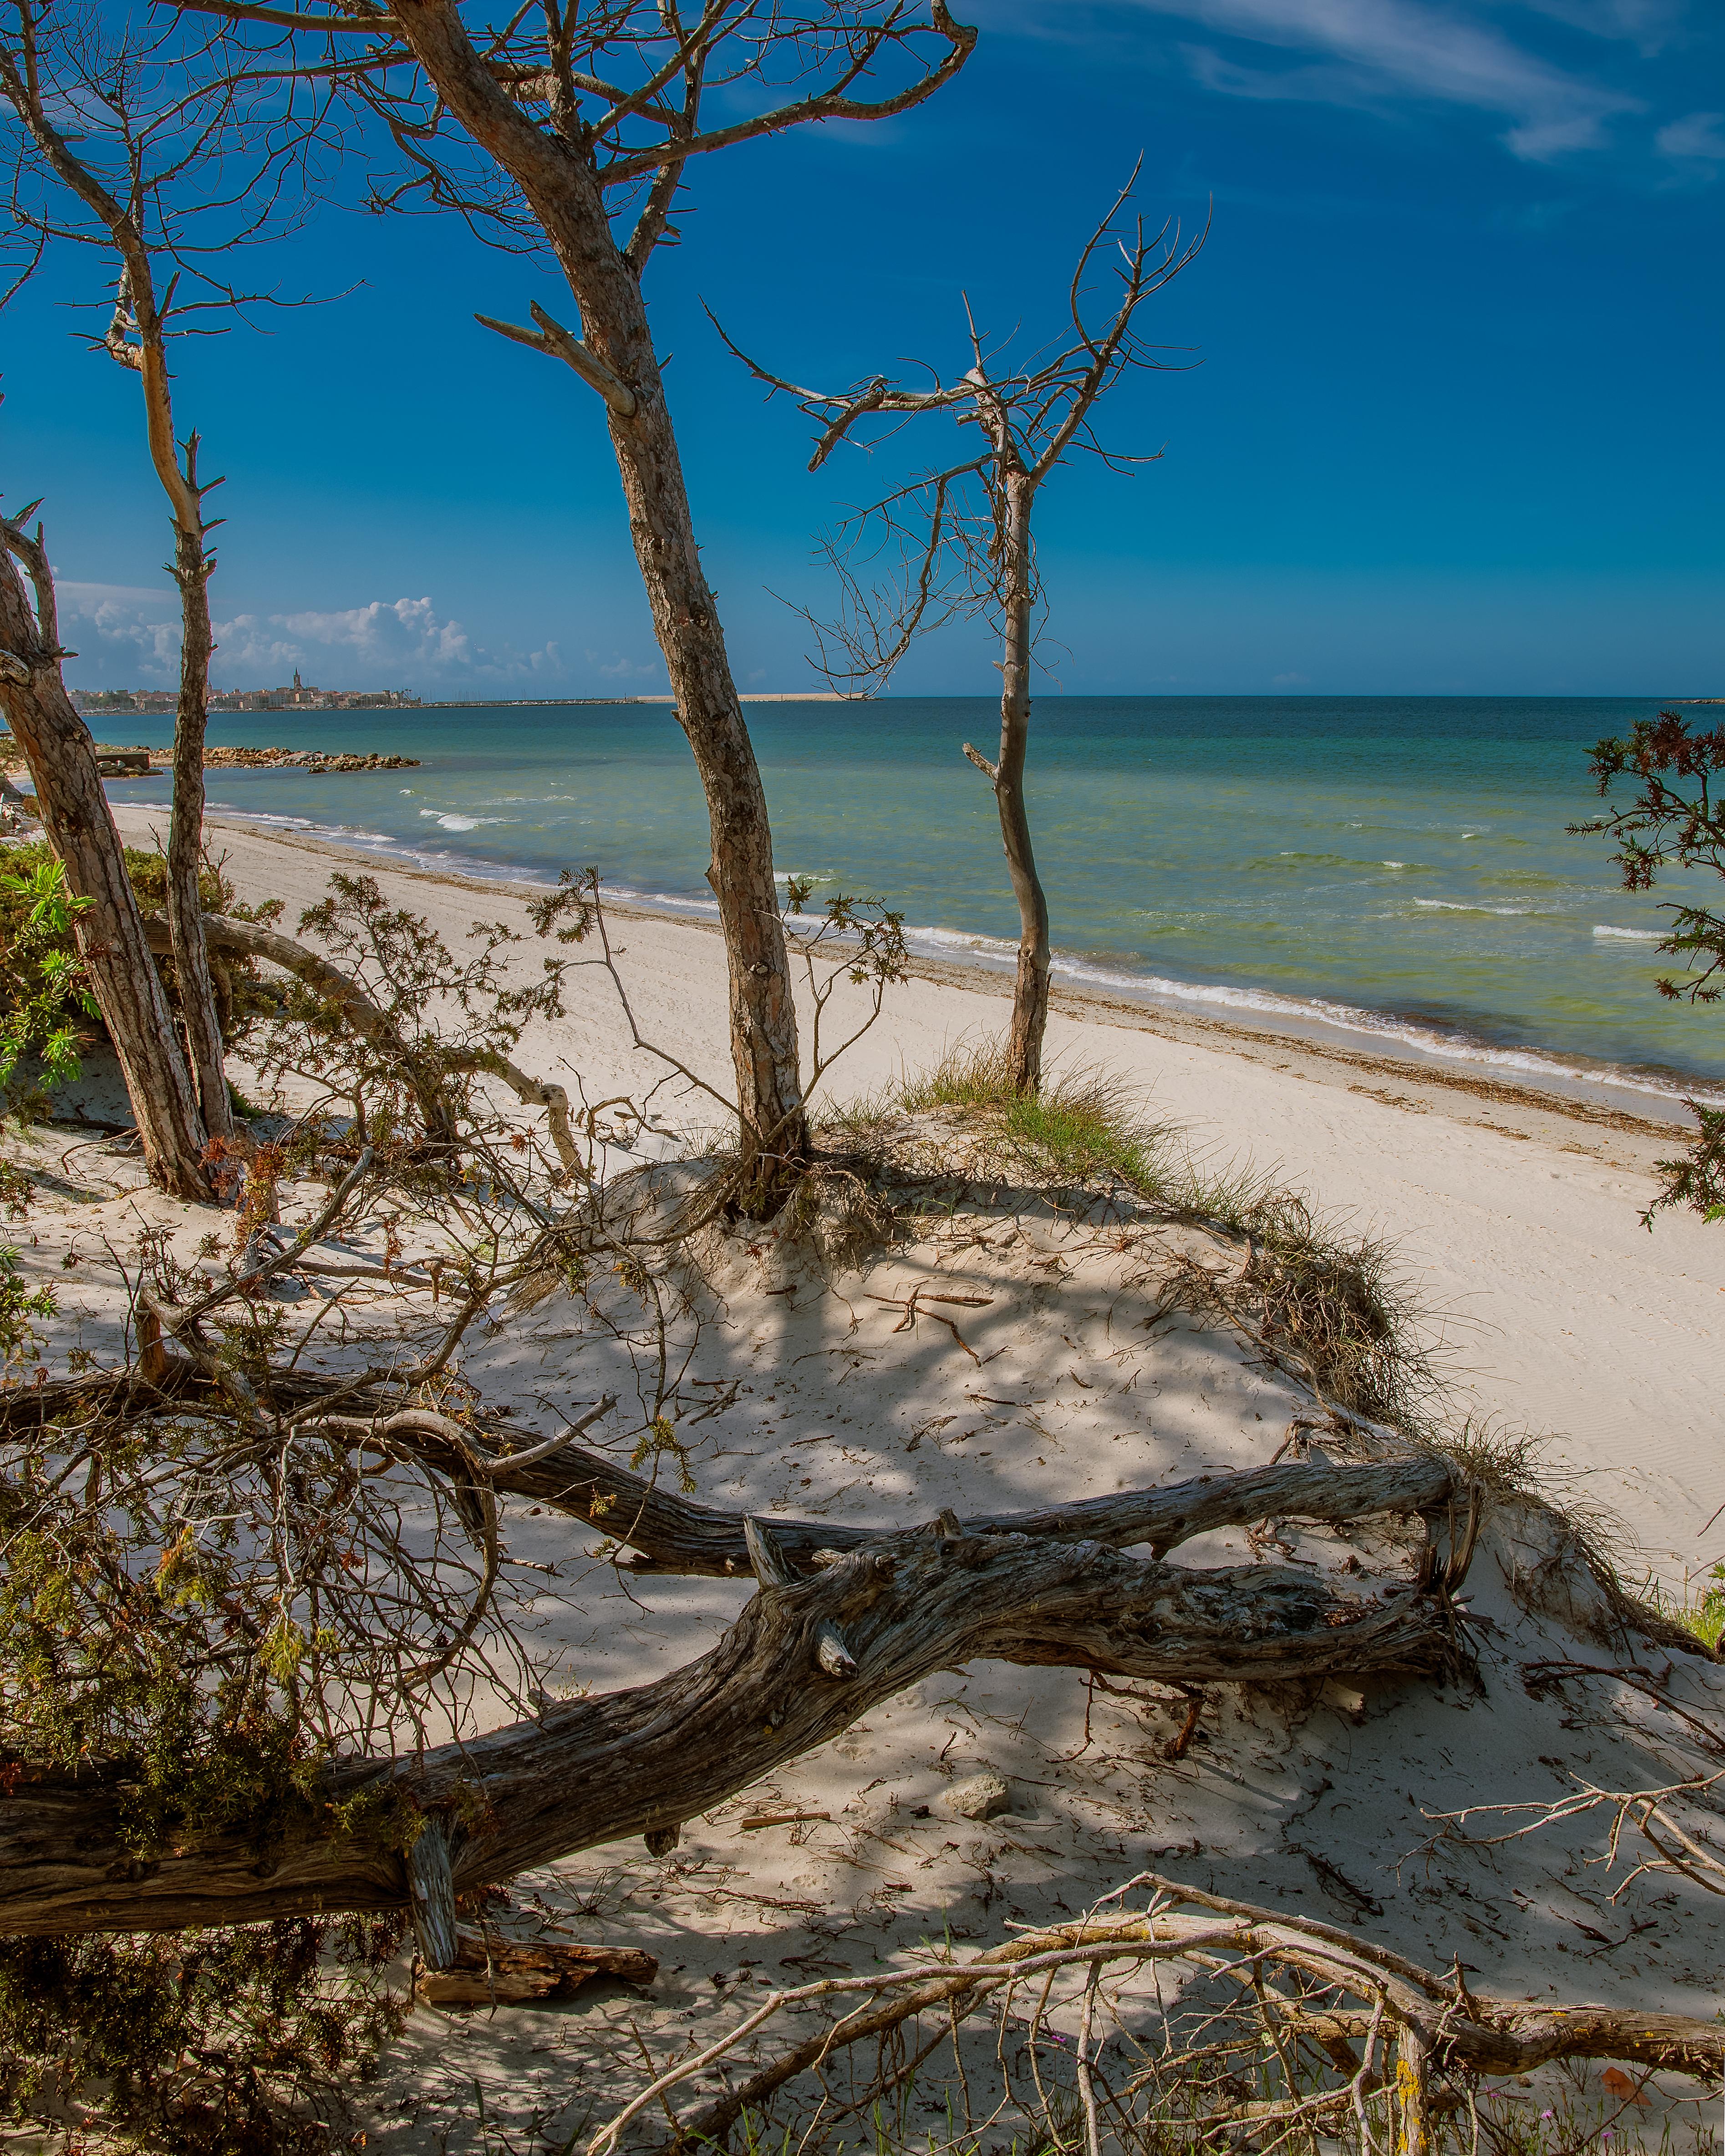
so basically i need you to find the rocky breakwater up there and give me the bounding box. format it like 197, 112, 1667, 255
201, 747, 420, 773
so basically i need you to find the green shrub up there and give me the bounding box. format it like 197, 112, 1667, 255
1682, 1563, 1725, 1653
0, 843, 278, 1115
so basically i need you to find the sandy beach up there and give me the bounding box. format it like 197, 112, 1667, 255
0, 798, 1712, 2148
108, 801, 1725, 1586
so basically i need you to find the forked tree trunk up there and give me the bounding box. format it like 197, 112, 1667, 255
387, 0, 806, 1177
976, 462, 1050, 1094
0, 535, 209, 1195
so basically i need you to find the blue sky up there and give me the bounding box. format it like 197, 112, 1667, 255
4, 0, 1720, 697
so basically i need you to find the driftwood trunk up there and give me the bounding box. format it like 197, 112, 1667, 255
385, 0, 805, 1178
0, 534, 209, 1195
417, 1927, 658, 2005
0, 1463, 1463, 1942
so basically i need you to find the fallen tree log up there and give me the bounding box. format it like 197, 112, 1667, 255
359, 1406, 1462, 1576
0, 1353, 1459, 1577
417, 1926, 658, 2006
0, 1480, 1465, 1942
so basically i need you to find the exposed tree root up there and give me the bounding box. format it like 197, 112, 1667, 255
600, 1874, 1723, 2156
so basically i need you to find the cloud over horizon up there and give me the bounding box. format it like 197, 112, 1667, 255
51, 582, 664, 693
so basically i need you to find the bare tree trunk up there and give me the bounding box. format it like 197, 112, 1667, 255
990, 468, 1049, 1093
0, 44, 232, 1142
166, 507, 232, 1139
595, 284, 806, 1177
0, 529, 209, 1195
384, 0, 806, 1178
0, 1473, 1462, 1940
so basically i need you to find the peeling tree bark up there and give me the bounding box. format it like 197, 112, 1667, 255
0, 1472, 1462, 1942
0, 41, 233, 1144
384, 0, 807, 1178
0, 531, 209, 1195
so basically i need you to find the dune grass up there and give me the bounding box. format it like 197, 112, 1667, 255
848, 1036, 1441, 1433
1674, 1563, 1725, 1653
896, 1039, 1167, 1189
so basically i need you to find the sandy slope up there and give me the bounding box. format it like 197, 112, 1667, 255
107, 803, 1725, 1582
5, 802, 1705, 2150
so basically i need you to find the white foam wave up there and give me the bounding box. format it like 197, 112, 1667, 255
193, 804, 1725, 1116
605, 882, 723, 917
1413, 898, 1532, 916
1593, 925, 1664, 941
209, 809, 398, 844
1041, 955, 1725, 1106
889, 923, 1724, 1109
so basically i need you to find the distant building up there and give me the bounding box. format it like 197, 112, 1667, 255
268, 671, 322, 710
71, 677, 421, 717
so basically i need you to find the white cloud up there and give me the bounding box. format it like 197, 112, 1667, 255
56, 582, 181, 683
215, 598, 479, 680
1655, 108, 1725, 162
1129, 0, 1641, 158
53, 584, 573, 691
1516, 0, 1684, 54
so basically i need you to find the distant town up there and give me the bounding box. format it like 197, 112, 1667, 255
71, 672, 421, 716
67, 678, 854, 718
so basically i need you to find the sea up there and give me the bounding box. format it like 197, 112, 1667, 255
103, 695, 1725, 1114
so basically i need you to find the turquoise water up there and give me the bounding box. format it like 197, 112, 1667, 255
105, 696, 1725, 1105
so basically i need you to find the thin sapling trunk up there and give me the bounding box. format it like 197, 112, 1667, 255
976, 460, 1050, 1094
0, 19, 234, 1145
108, 272, 233, 1143
726, 178, 1202, 1098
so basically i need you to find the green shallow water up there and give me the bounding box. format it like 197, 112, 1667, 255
105, 695, 1725, 1105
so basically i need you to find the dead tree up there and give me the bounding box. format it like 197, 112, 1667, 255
0, 0, 322, 1144
1, 1445, 1471, 1942
723, 178, 1202, 1094
0, 509, 209, 1191
174, 0, 972, 1190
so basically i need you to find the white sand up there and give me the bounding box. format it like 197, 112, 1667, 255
14, 803, 1711, 2149
112, 802, 1725, 1582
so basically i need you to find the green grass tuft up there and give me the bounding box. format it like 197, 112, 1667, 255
880, 1035, 1440, 1430
896, 1038, 1167, 1189
1678, 1563, 1725, 1653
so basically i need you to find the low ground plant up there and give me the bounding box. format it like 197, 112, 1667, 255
0, 841, 280, 1117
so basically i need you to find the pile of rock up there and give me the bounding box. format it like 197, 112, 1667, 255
202, 747, 420, 772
